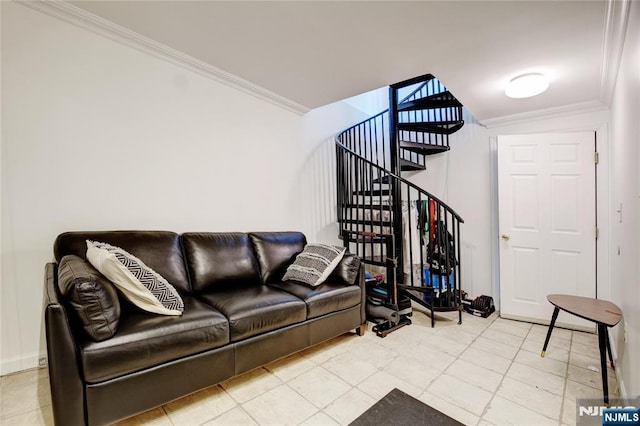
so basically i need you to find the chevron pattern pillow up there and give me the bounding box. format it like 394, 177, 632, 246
282, 244, 346, 287
86, 240, 184, 316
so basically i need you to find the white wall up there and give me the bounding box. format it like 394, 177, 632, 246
0, 1, 366, 374
608, 0, 640, 398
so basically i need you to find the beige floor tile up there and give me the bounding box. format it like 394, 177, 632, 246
506, 362, 566, 396
572, 331, 598, 346
396, 338, 457, 370
489, 319, 531, 337
381, 355, 442, 390
323, 387, 376, 425
515, 349, 567, 377
481, 328, 524, 348
483, 396, 557, 425
561, 399, 577, 425
221, 368, 282, 404
357, 370, 423, 401
496, 377, 562, 420
321, 352, 378, 386
299, 334, 357, 365
203, 406, 257, 425
564, 379, 604, 401
241, 385, 318, 426
264, 353, 316, 383
569, 352, 616, 378
460, 346, 512, 375
163, 385, 236, 426
288, 367, 351, 409
567, 364, 605, 390
343, 340, 399, 369
571, 341, 603, 360
529, 323, 573, 340
472, 336, 519, 360
521, 338, 570, 362
446, 358, 503, 393
0, 404, 53, 426
427, 374, 493, 416
434, 324, 477, 345
425, 334, 470, 357
0, 368, 51, 419
418, 391, 480, 425
300, 412, 340, 426
115, 407, 172, 426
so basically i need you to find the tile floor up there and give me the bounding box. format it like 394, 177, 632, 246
0, 309, 618, 425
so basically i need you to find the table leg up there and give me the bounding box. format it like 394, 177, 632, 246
605, 328, 615, 370
598, 323, 609, 405
541, 307, 560, 357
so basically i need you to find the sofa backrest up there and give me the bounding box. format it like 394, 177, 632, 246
249, 232, 306, 284
54, 231, 191, 294
181, 232, 262, 293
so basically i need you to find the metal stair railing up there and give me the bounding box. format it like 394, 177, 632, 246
335, 74, 465, 328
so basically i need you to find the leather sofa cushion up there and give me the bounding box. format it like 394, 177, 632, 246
249, 232, 306, 284
57, 255, 120, 341
79, 296, 229, 383
54, 231, 190, 294
269, 280, 362, 319
182, 233, 261, 293
198, 287, 306, 342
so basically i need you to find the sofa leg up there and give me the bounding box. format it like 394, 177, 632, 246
356, 323, 368, 336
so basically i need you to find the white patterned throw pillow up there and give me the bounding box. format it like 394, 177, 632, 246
282, 244, 346, 287
86, 240, 184, 316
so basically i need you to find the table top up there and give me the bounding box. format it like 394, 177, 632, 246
547, 294, 622, 327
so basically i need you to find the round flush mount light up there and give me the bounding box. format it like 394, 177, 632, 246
505, 73, 549, 98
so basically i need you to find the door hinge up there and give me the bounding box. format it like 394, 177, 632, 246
595, 227, 599, 240
594, 152, 599, 164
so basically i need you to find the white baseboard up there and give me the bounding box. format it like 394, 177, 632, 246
607, 328, 628, 400
0, 352, 46, 376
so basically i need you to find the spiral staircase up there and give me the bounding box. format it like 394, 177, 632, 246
335, 74, 465, 334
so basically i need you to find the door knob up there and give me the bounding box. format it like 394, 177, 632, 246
501, 234, 510, 241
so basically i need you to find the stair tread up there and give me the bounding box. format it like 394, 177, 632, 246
400, 159, 426, 171
398, 92, 462, 111
340, 218, 393, 224
398, 121, 464, 135
352, 189, 391, 196
400, 141, 450, 154
343, 203, 393, 210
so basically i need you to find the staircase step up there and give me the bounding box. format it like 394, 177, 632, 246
372, 175, 391, 184
341, 218, 393, 226
343, 203, 393, 210
352, 189, 391, 196
400, 159, 426, 171
398, 91, 462, 111
398, 121, 465, 135
400, 141, 450, 154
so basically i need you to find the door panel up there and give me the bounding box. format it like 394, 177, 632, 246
498, 132, 596, 329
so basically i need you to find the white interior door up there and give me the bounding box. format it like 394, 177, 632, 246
498, 132, 596, 329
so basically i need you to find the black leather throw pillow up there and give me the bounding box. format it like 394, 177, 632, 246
329, 253, 361, 285
57, 255, 121, 341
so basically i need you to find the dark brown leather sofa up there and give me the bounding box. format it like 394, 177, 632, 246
44, 231, 366, 426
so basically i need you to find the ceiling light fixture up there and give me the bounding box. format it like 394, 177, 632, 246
505, 73, 549, 98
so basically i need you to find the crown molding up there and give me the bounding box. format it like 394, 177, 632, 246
480, 100, 609, 129
19, 0, 310, 116
600, 0, 631, 106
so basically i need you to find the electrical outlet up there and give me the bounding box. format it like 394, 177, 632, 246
38, 357, 48, 368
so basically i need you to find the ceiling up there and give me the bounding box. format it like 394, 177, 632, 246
67, 1, 611, 123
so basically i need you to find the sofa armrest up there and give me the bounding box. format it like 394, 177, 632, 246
328, 254, 366, 325
44, 262, 87, 426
